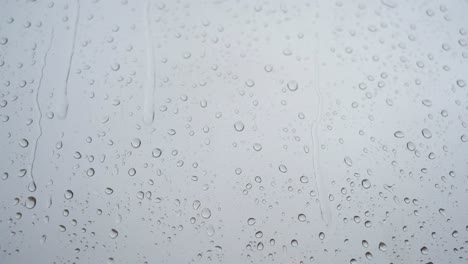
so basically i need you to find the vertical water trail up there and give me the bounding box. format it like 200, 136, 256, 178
311, 33, 331, 224
30, 29, 55, 189
58, 0, 80, 119
143, 0, 155, 124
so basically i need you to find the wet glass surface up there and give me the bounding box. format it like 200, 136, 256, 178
1, 0, 468, 263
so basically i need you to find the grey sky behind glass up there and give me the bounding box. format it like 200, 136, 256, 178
1, 0, 467, 263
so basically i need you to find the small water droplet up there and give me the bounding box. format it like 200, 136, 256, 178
86, 168, 95, 177
298, 214, 306, 222
291, 239, 298, 247
278, 164, 288, 173
253, 143, 262, 151
193, 200, 201, 210
105, 188, 114, 195
362, 179, 371, 189
131, 138, 141, 148
378, 242, 387, 251
319, 232, 325, 240
64, 190, 73, 200
234, 121, 245, 132
257, 242, 264, 251
152, 148, 162, 158
19, 139, 29, 148
420, 246, 429, 255
25, 196, 36, 209
421, 128, 432, 139
111, 63, 120, 71
394, 131, 405, 138
245, 79, 255, 87
128, 168, 136, 176
287, 80, 298, 91
201, 208, 211, 219
461, 134, 467, 142
344, 156, 353, 166
109, 229, 119, 239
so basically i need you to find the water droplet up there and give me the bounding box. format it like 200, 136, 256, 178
109, 229, 119, 239
283, 49, 292, 56
0, 37, 8, 45
64, 190, 73, 200
86, 168, 95, 177
111, 63, 120, 71
193, 200, 201, 210
344, 156, 353, 166
105, 188, 114, 195
291, 239, 298, 247
234, 121, 245, 132
298, 214, 307, 222
422, 128, 432, 139
264, 64, 273, 72
461, 134, 467, 142
206, 225, 215, 236
131, 138, 141, 148
25, 196, 36, 209
407, 142, 416, 151
19, 138, 29, 148
362, 179, 371, 189
287, 80, 298, 91
152, 148, 162, 158
247, 217, 256, 225
420, 246, 429, 255
128, 168, 136, 176
257, 242, 264, 251
28, 181, 36, 192
421, 99, 432, 107
278, 164, 288, 173
40, 235, 47, 244
201, 208, 211, 219
457, 79, 466, 87
300, 175, 309, 183
379, 242, 387, 251
319, 232, 325, 240
252, 143, 262, 151
439, 208, 446, 216
245, 79, 255, 87
394, 131, 405, 138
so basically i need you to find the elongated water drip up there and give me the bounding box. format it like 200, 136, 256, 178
58, 0, 80, 119
143, 0, 156, 124
310, 33, 331, 224
30, 28, 55, 190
